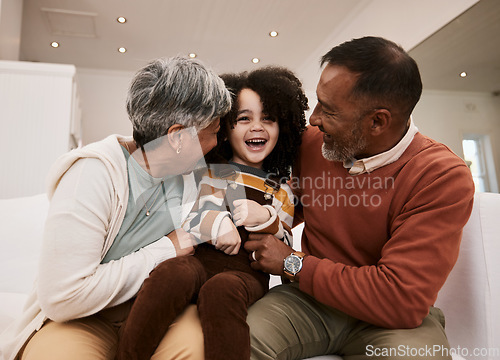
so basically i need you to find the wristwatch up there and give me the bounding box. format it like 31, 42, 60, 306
283, 252, 306, 281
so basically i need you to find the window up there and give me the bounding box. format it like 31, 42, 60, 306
462, 134, 498, 192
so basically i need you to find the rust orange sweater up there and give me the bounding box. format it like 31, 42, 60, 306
293, 127, 475, 329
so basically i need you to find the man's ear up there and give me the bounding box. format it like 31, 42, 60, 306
167, 124, 185, 150
369, 109, 391, 136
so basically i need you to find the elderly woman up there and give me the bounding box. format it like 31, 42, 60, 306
0, 57, 231, 360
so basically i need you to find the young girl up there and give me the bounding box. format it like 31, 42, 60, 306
115, 66, 308, 360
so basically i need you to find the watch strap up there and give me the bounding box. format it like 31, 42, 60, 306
283, 251, 306, 281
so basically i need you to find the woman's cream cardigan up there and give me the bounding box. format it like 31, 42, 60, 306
0, 135, 198, 360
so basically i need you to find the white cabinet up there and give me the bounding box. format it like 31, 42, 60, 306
0, 60, 82, 198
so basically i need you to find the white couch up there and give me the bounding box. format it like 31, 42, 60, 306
1, 192, 499, 359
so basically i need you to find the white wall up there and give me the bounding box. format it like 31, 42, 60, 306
76, 68, 134, 144
413, 90, 500, 191
0, 0, 23, 60
0, 60, 79, 198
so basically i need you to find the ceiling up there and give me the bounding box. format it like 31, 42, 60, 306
18, 0, 499, 94
409, 0, 500, 94
19, 0, 364, 81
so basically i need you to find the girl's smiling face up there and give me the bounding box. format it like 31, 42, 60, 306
228, 88, 279, 169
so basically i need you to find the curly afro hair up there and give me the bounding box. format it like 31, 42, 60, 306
206, 66, 308, 181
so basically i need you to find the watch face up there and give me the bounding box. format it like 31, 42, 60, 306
284, 254, 302, 275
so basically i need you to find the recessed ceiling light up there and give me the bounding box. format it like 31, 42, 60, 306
252, 58, 260, 64
118, 47, 127, 53
460, 71, 467, 78
189, 53, 197, 58
117, 16, 127, 24
50, 41, 59, 48
269, 31, 278, 37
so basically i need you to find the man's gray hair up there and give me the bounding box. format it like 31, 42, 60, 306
127, 56, 231, 147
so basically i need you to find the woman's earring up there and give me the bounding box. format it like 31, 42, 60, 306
176, 136, 183, 154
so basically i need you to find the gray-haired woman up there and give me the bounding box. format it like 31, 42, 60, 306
1, 57, 231, 360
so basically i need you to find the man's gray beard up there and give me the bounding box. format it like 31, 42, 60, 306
321, 137, 367, 162
321, 143, 345, 162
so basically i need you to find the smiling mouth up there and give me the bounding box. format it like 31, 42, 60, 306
245, 138, 267, 150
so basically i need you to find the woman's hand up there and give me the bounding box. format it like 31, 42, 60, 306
232, 199, 271, 227
166, 228, 196, 257
215, 216, 241, 255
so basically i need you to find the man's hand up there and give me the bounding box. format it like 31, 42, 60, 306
166, 228, 197, 257
215, 216, 241, 255
244, 233, 293, 275
232, 199, 271, 227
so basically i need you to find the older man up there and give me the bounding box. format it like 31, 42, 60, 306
245, 36, 475, 360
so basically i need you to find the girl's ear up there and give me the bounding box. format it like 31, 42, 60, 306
167, 124, 185, 151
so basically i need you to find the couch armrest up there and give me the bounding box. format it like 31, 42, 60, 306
435, 192, 500, 358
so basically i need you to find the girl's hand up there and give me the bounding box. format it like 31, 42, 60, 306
232, 199, 271, 227
166, 228, 196, 257
215, 216, 241, 255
